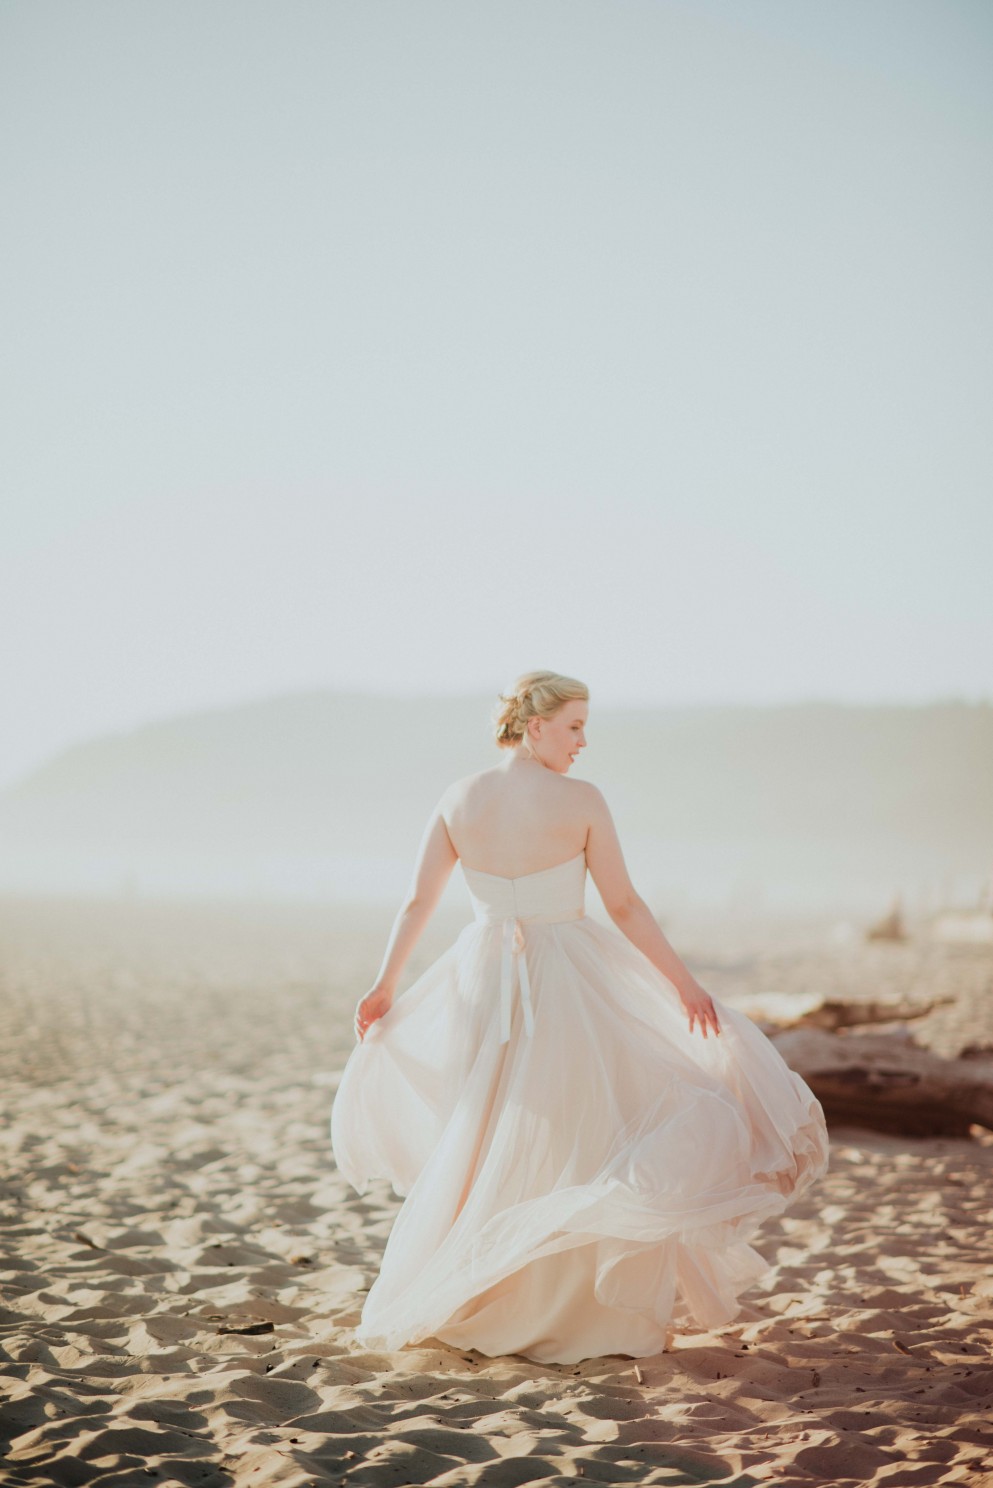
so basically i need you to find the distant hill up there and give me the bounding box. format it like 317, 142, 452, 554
0, 692, 990, 914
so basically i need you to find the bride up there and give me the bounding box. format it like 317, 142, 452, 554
331, 669, 829, 1365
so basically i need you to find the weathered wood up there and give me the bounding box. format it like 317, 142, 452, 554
740, 992, 952, 1034
866, 898, 907, 942
789, 996, 954, 1032
771, 1028, 993, 1138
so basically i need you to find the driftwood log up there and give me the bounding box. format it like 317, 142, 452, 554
866, 898, 907, 942
771, 1028, 993, 1138
740, 992, 954, 1035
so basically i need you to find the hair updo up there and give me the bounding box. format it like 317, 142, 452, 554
492, 669, 589, 750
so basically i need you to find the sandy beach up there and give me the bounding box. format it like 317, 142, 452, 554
1, 894, 992, 1487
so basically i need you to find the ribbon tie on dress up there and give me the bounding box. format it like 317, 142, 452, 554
498, 917, 536, 1044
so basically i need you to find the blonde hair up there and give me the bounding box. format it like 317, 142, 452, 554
492, 670, 589, 751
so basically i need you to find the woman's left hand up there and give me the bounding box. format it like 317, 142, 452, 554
678, 982, 722, 1039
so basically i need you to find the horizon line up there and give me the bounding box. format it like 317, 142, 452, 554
3, 687, 991, 797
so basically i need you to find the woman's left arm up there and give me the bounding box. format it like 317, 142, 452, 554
354, 804, 459, 1040
585, 784, 721, 1039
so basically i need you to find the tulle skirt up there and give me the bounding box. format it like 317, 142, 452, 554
330, 913, 828, 1364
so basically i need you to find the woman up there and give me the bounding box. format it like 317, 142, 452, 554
331, 670, 828, 1365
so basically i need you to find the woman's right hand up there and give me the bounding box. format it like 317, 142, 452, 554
354, 984, 394, 1042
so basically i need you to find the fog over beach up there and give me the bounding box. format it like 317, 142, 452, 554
1, 693, 991, 917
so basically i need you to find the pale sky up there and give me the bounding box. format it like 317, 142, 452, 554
2, 0, 991, 790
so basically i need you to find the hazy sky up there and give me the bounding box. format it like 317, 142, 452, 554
2, 1, 991, 789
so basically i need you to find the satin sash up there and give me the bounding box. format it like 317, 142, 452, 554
492, 909, 585, 1044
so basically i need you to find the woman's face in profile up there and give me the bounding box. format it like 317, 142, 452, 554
534, 702, 588, 773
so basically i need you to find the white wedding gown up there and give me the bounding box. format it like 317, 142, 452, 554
330, 851, 829, 1365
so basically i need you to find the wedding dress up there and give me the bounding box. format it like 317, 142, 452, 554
330, 850, 828, 1365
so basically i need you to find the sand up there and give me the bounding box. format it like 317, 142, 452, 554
1, 895, 992, 1487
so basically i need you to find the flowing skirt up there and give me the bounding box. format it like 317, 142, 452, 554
330, 914, 828, 1364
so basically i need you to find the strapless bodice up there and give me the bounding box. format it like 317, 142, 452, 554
460, 852, 588, 1044
461, 850, 588, 925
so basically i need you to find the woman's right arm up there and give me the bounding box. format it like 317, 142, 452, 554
354, 801, 458, 1041
584, 785, 721, 1038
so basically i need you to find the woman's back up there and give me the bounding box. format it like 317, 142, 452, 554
441, 759, 593, 879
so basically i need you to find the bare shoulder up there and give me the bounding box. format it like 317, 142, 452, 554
437, 766, 500, 810
552, 775, 610, 832
568, 777, 610, 814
